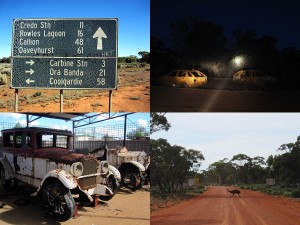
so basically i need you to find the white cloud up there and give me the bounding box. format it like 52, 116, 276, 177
94, 127, 120, 137
10, 113, 23, 119
138, 119, 148, 127
18, 119, 39, 126
51, 125, 69, 130
0, 113, 23, 120
114, 117, 125, 121
94, 115, 124, 124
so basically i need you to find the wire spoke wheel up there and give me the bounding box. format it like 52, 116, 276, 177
0, 165, 11, 189
107, 175, 118, 193
43, 182, 75, 222
122, 170, 144, 191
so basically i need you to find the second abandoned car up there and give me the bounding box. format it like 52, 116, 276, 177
89, 142, 149, 191
0, 127, 114, 221
159, 69, 208, 88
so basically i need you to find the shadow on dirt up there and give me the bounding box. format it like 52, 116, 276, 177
0, 187, 60, 225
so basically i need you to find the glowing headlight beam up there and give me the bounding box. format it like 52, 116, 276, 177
233, 56, 244, 67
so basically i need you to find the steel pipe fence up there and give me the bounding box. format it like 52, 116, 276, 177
0, 120, 150, 156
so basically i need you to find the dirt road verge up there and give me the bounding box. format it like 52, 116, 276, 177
151, 186, 300, 225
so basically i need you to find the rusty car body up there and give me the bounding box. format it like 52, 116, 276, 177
232, 69, 275, 88
89, 143, 149, 191
0, 127, 114, 221
159, 69, 208, 88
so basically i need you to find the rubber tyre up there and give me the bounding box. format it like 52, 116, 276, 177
98, 175, 117, 201
107, 174, 118, 193
122, 169, 145, 191
0, 165, 11, 189
144, 168, 150, 185
43, 182, 75, 222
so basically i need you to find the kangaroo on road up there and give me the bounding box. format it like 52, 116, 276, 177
227, 189, 241, 197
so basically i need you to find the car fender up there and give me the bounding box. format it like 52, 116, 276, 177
0, 156, 15, 179
34, 169, 77, 195
118, 161, 145, 173
108, 165, 121, 180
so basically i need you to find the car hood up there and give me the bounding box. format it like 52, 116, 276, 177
34, 148, 96, 164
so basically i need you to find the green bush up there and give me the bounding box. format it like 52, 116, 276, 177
0, 100, 6, 108
32, 92, 42, 97
0, 74, 7, 85
291, 190, 300, 198
283, 191, 292, 197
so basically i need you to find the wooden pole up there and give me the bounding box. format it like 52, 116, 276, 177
108, 90, 112, 115
14, 89, 19, 112
60, 89, 63, 112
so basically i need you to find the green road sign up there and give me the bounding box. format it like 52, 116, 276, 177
12, 18, 118, 89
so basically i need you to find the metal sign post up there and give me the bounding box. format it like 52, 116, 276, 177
11, 18, 118, 112
60, 89, 63, 113
14, 89, 18, 112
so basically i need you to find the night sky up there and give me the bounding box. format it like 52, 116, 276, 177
151, 0, 300, 49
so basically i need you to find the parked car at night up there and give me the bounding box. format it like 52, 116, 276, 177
232, 69, 276, 88
0, 127, 114, 222
159, 69, 208, 88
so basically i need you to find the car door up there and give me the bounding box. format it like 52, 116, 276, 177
176, 71, 186, 85
165, 70, 178, 86
13, 131, 34, 179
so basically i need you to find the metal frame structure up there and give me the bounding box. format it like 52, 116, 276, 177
23, 113, 136, 147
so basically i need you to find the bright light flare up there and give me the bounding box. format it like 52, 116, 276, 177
232, 56, 244, 67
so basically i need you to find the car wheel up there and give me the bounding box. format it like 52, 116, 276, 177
0, 165, 11, 189
107, 174, 118, 193
122, 169, 145, 191
43, 182, 75, 222
144, 168, 150, 185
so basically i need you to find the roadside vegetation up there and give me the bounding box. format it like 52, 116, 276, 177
200, 135, 300, 199
238, 184, 300, 198
151, 185, 206, 212
151, 113, 207, 211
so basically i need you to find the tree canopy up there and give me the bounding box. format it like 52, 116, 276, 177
150, 112, 171, 134
151, 138, 204, 193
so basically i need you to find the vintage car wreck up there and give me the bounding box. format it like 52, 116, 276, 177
89, 143, 149, 191
0, 127, 114, 221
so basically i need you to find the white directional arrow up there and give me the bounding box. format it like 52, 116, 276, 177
26, 78, 35, 84
25, 59, 35, 66
93, 27, 107, 50
25, 68, 34, 75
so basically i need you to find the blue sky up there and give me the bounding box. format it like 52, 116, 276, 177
151, 113, 300, 170
0, 113, 150, 137
0, 0, 149, 58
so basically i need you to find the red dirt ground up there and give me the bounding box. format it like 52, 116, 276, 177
151, 186, 300, 225
0, 67, 150, 112
151, 85, 300, 112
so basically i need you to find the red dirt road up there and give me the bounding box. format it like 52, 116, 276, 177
151, 186, 300, 225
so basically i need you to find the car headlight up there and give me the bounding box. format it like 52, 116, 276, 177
99, 161, 109, 176
70, 162, 84, 177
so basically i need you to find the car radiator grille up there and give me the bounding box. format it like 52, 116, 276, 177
77, 157, 98, 190
80, 157, 97, 175
78, 176, 97, 190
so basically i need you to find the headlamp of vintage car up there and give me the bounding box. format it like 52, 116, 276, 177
70, 162, 84, 177
99, 160, 109, 176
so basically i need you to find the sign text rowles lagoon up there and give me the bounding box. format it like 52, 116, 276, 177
12, 19, 118, 89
